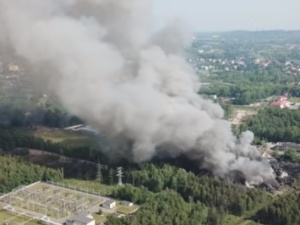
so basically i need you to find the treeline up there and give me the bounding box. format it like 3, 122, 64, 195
0, 104, 83, 128
0, 128, 106, 161
211, 69, 298, 85
104, 164, 271, 225
244, 107, 300, 143
201, 83, 284, 105
119, 164, 270, 216
107, 186, 223, 225
0, 155, 63, 193
200, 67, 300, 105
254, 192, 300, 225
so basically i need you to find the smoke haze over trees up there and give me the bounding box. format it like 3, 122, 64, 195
0, 0, 276, 185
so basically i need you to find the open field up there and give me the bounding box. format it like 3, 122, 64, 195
63, 179, 118, 196
0, 209, 40, 225
114, 201, 139, 215
32, 127, 100, 148
228, 102, 268, 125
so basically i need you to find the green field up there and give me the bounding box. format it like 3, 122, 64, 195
116, 205, 139, 215
92, 212, 111, 223
0, 209, 40, 225
63, 179, 118, 196
33, 128, 101, 148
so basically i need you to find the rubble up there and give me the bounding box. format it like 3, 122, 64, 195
272, 142, 300, 152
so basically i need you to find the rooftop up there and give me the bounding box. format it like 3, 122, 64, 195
103, 200, 115, 205
67, 211, 94, 224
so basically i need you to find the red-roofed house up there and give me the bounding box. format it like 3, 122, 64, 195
271, 95, 290, 108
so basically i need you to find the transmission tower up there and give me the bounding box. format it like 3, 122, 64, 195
116, 167, 124, 186
96, 159, 103, 183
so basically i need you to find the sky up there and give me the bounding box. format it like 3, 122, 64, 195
152, 0, 300, 32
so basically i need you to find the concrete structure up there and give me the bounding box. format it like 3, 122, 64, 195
66, 211, 95, 225
64, 124, 98, 136
102, 200, 116, 209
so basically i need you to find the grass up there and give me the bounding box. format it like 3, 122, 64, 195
224, 215, 242, 225
224, 214, 265, 225
63, 179, 118, 196
115, 201, 139, 215
93, 212, 110, 223
32, 128, 103, 150
116, 205, 139, 215
0, 209, 40, 225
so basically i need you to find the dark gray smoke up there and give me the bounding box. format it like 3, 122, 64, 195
0, 0, 276, 185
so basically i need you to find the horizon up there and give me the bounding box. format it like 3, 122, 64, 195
153, 0, 300, 32
196, 29, 300, 34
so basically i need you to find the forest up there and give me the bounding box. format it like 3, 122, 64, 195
104, 164, 272, 225
199, 66, 300, 105
254, 192, 300, 225
0, 155, 63, 193
244, 107, 300, 143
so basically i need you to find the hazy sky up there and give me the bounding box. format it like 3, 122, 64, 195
152, 0, 300, 32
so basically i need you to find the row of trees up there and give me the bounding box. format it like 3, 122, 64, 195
201, 83, 285, 105
107, 185, 225, 225
116, 164, 270, 216
0, 128, 107, 162
0, 104, 82, 128
0, 155, 63, 193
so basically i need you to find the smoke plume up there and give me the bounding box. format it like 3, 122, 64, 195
0, 0, 276, 185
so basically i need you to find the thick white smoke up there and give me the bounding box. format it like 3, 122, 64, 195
0, 0, 276, 185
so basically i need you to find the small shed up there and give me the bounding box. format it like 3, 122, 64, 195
121, 201, 133, 207
102, 200, 116, 209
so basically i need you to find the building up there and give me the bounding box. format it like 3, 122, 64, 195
102, 200, 116, 209
271, 96, 290, 108
121, 201, 133, 207
8, 63, 20, 72
66, 211, 95, 225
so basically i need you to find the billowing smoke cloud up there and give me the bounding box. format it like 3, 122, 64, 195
0, 0, 276, 185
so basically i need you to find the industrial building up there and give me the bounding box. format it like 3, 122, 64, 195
66, 211, 95, 225
102, 200, 116, 209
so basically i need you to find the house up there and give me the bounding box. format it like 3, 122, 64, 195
271, 95, 290, 108
121, 201, 133, 207
66, 211, 95, 225
8, 63, 20, 72
271, 100, 289, 108
102, 200, 116, 209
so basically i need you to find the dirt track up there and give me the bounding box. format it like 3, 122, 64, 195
231, 109, 257, 125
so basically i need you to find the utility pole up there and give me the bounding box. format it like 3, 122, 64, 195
116, 167, 124, 186
96, 159, 103, 183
